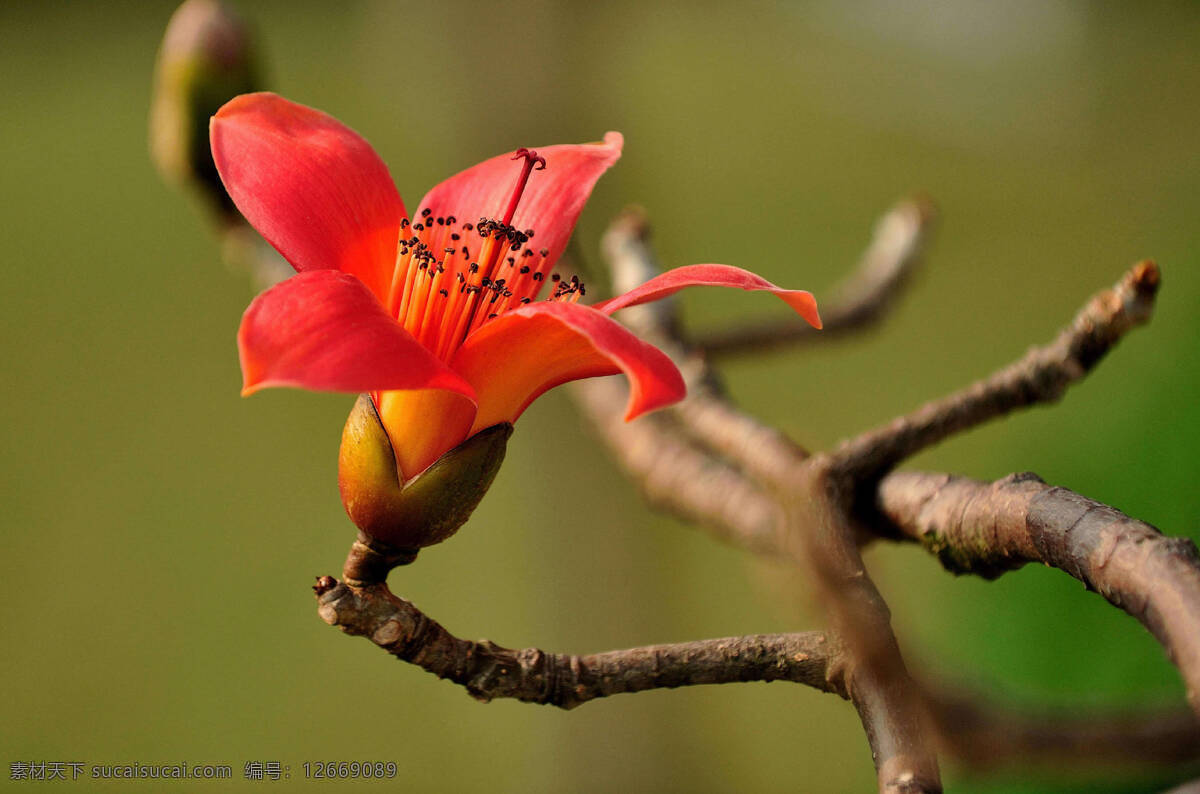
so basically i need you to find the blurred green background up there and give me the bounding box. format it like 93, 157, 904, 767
3, 1, 1197, 791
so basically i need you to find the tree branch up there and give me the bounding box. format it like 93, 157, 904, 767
313, 576, 846, 709
875, 470, 1200, 714
315, 570, 1200, 771
832, 261, 1160, 480
693, 196, 935, 356
783, 461, 942, 794
927, 688, 1200, 770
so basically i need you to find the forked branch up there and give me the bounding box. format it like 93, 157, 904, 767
573, 208, 1196, 787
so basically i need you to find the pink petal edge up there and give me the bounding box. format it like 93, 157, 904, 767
594, 263, 822, 329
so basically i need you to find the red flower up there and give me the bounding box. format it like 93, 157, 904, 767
212, 93, 820, 540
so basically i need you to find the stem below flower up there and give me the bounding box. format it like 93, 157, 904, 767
341, 532, 419, 586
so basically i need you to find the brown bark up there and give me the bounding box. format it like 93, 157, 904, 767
314, 576, 845, 709
876, 471, 1200, 712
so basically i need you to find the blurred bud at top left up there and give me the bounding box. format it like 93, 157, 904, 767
150, 0, 259, 222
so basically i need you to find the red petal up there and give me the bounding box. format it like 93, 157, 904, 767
238, 270, 476, 400
415, 132, 622, 274
593, 264, 822, 329
211, 93, 406, 302
451, 301, 684, 433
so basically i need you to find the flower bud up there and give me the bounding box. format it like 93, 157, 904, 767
150, 0, 259, 219
338, 394, 512, 551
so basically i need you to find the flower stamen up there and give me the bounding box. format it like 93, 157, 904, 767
385, 148, 568, 363
502, 148, 545, 227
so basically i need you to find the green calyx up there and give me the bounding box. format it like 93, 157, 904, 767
338, 394, 512, 551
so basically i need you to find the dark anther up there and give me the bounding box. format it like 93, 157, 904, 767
421, 208, 432, 217
539, 248, 549, 257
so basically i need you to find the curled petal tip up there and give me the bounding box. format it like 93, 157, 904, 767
785, 290, 822, 329
596, 263, 821, 329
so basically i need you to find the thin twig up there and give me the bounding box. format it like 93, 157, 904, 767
693, 196, 935, 356
875, 470, 1200, 715
313, 576, 846, 709
928, 688, 1200, 770
832, 261, 1160, 480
